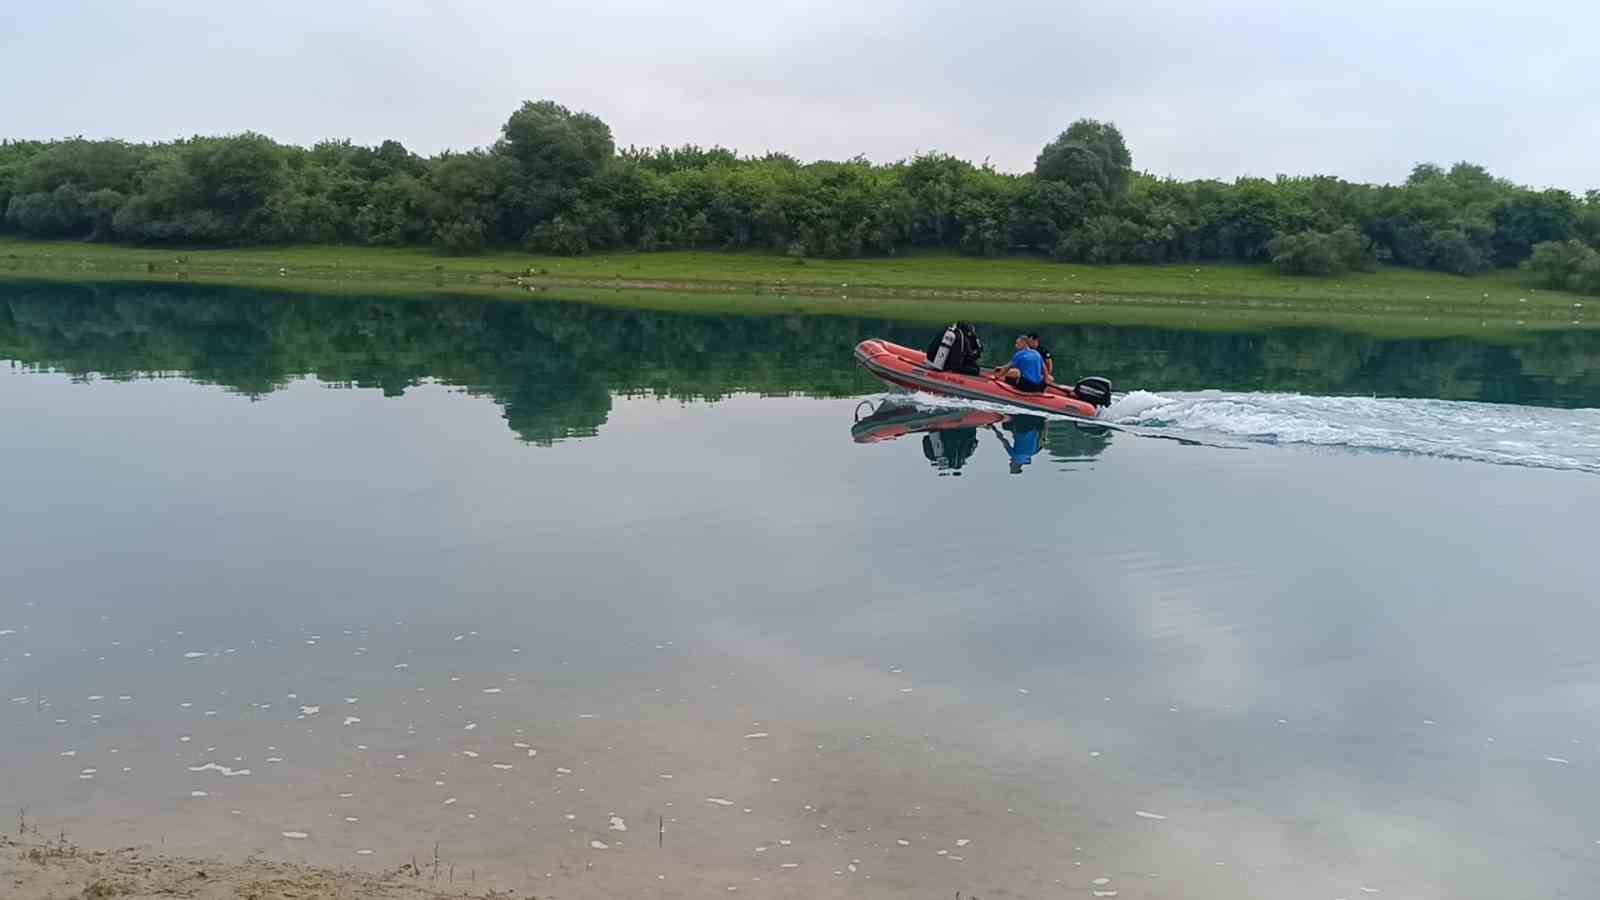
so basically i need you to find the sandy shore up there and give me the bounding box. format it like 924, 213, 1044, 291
0, 836, 501, 900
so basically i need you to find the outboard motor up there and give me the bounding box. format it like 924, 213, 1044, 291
1072, 376, 1114, 408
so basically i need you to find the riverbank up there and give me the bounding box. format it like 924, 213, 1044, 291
1, 238, 1589, 336
0, 836, 496, 900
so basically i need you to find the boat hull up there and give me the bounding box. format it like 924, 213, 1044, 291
853, 340, 1102, 419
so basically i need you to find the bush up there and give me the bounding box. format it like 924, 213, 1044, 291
1423, 226, 1491, 275
1054, 215, 1143, 263
5, 184, 89, 236
433, 217, 486, 255
1267, 225, 1375, 275
526, 215, 589, 255
1523, 240, 1600, 295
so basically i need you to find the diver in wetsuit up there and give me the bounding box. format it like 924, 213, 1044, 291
925, 322, 984, 376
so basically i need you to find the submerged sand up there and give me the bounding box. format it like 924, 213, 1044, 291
1, 836, 500, 900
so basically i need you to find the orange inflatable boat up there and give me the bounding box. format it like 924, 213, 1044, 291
853, 339, 1112, 419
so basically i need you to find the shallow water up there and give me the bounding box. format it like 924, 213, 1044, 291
4, 282, 1600, 898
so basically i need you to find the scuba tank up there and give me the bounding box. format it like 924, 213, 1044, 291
929, 324, 959, 371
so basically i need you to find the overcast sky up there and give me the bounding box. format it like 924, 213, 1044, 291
4, 0, 1595, 190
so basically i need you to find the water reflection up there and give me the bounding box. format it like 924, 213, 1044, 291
852, 399, 1114, 475
4, 280, 1600, 452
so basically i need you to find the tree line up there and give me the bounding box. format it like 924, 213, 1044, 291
3, 101, 1598, 292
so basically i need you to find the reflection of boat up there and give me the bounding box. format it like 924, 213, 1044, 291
853, 399, 1005, 474
851, 400, 1006, 443
853, 339, 1112, 418
852, 400, 1112, 475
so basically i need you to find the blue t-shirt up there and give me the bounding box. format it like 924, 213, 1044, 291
1010, 347, 1045, 385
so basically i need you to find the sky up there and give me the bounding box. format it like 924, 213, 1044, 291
3, 0, 1596, 191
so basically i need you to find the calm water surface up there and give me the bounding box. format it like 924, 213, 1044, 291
4, 282, 1600, 899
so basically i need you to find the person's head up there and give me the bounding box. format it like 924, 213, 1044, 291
1014, 334, 1029, 351
1025, 332, 1041, 349
1009, 461, 1024, 474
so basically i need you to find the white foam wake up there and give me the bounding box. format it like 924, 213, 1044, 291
1105, 390, 1600, 474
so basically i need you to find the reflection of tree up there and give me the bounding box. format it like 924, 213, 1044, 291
3, 280, 1599, 447
1044, 421, 1113, 465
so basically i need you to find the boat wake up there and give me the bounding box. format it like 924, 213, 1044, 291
1105, 390, 1600, 474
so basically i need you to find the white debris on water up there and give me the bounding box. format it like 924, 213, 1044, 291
590, 840, 609, 850
744, 732, 770, 739
188, 762, 251, 777
1135, 810, 1168, 820
183, 652, 208, 659
609, 815, 627, 831
706, 798, 735, 806
282, 831, 309, 840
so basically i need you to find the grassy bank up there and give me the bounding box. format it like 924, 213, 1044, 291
1, 237, 1590, 337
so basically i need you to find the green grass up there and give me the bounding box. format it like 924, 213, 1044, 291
0, 237, 1590, 338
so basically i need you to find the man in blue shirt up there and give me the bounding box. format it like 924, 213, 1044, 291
994, 335, 1046, 393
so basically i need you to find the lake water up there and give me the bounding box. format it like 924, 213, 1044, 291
4, 281, 1600, 899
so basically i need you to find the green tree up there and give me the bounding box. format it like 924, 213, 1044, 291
499, 100, 614, 183
1492, 189, 1580, 266
1034, 119, 1133, 203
